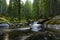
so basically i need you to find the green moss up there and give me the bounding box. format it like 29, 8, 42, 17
0, 17, 9, 23
44, 19, 60, 24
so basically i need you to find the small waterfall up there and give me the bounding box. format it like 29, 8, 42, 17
30, 22, 42, 32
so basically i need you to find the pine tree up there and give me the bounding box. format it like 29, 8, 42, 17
8, 0, 19, 18
23, 0, 33, 20
49, 0, 58, 17
18, 0, 21, 21
0, 0, 7, 15
58, 0, 60, 15
33, 0, 40, 20
33, 0, 58, 19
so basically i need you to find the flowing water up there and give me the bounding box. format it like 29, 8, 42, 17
0, 22, 60, 40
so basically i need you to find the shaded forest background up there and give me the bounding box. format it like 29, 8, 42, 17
0, 0, 60, 22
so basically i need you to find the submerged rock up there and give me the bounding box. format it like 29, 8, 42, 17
25, 31, 57, 40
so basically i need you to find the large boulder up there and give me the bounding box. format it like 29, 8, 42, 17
44, 15, 60, 24
0, 24, 9, 29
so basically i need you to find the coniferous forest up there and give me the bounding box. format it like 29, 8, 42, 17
0, 0, 60, 40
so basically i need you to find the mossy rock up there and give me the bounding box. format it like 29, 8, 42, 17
44, 15, 60, 24
0, 17, 9, 23
45, 19, 60, 24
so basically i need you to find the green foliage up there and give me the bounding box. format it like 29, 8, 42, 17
45, 19, 60, 24
33, 0, 40, 20
58, 0, 60, 15
23, 0, 33, 20
0, 0, 60, 22
0, 17, 9, 23
0, 0, 7, 15
8, 0, 18, 18
33, 0, 59, 20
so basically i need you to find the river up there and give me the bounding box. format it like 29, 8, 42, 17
0, 29, 32, 40
0, 22, 60, 40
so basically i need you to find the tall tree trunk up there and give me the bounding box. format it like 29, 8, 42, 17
33, 0, 40, 20
18, 0, 21, 21
49, 0, 58, 17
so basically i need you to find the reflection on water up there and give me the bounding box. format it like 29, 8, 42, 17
0, 30, 30, 40
4, 34, 8, 40
0, 24, 60, 40
16, 27, 30, 30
